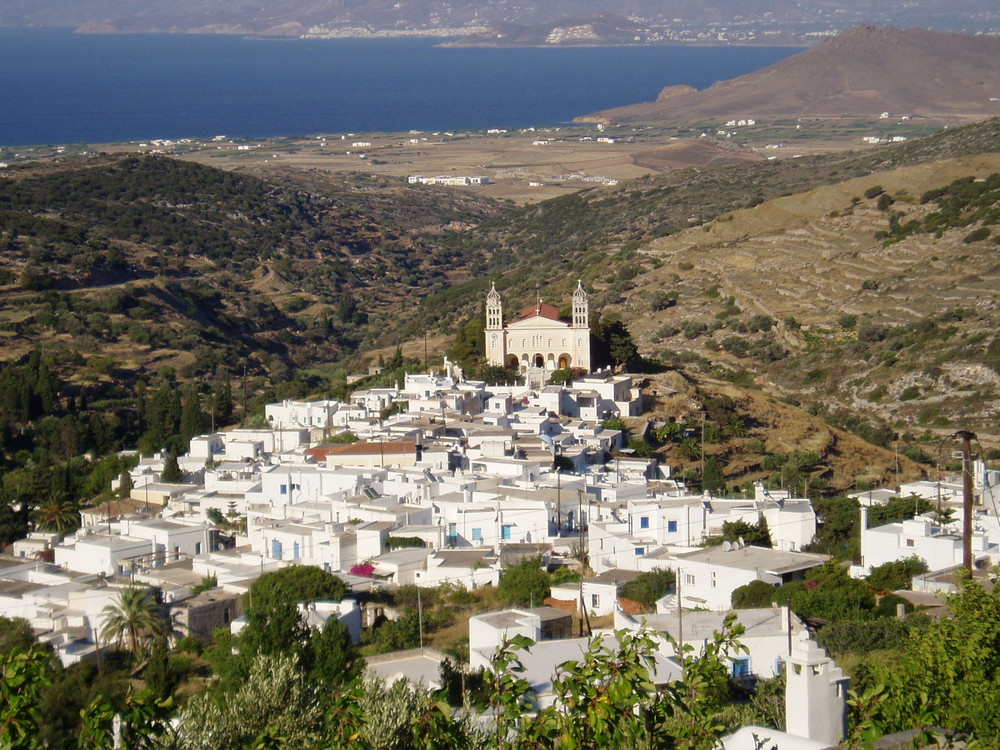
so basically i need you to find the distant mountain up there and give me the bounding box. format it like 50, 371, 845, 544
577, 25, 1000, 124
1, 0, 998, 38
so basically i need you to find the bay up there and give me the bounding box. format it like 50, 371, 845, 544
0, 29, 798, 146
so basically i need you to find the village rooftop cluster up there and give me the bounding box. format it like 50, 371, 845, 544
3, 362, 999, 746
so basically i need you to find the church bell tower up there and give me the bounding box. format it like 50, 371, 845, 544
485, 282, 505, 365
572, 280, 588, 329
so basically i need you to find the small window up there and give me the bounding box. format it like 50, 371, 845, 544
635, 547, 645, 556
684, 574, 695, 586
279, 484, 287, 495
639, 516, 649, 529
591, 594, 600, 607
667, 520, 678, 533
472, 527, 482, 541
711, 572, 717, 588
501, 524, 513, 541
730, 657, 751, 677
906, 538, 915, 547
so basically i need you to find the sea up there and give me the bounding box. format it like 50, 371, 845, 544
0, 28, 799, 147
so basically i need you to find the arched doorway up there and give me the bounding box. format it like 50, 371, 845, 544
558, 354, 572, 369
506, 354, 520, 369
533, 354, 544, 367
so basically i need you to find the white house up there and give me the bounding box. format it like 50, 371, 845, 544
616, 606, 805, 679
852, 509, 998, 578
670, 545, 827, 611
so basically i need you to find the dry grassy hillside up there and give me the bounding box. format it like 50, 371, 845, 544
619, 153, 1000, 439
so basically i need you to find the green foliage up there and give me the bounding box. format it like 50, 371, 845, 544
550, 566, 582, 585
0, 647, 51, 749
387, 536, 427, 550
448, 315, 485, 369
160, 448, 183, 483
100, 586, 168, 655
627, 436, 653, 458
706, 517, 772, 549
310, 619, 364, 688
173, 653, 325, 749
591, 314, 639, 370
963, 226, 991, 243
190, 575, 218, 596
496, 557, 551, 607
854, 574, 1000, 741
866, 557, 928, 592
701, 456, 726, 494
731, 580, 777, 609
816, 614, 929, 657
868, 494, 933, 527
248, 565, 347, 611
323, 431, 359, 444
364, 613, 422, 655
618, 568, 676, 610
778, 562, 876, 622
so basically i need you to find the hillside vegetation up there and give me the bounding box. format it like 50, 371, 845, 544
2, 117, 999, 536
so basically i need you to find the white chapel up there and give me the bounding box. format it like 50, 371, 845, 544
484, 281, 591, 373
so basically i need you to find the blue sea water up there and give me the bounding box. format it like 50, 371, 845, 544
0, 29, 798, 146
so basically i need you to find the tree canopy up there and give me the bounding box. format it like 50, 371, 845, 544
496, 557, 551, 607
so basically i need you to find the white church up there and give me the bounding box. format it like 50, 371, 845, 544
484, 281, 592, 374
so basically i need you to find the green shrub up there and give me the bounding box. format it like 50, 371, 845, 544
963, 227, 990, 244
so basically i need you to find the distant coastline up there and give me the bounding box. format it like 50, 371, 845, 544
0, 30, 799, 147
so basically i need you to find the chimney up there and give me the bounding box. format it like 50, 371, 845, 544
785, 632, 849, 746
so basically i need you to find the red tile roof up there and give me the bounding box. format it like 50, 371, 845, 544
517, 302, 563, 322
307, 441, 416, 461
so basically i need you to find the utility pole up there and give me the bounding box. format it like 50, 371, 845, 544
555, 448, 562, 536
577, 489, 591, 636
956, 430, 977, 573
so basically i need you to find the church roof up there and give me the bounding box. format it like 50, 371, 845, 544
516, 302, 563, 322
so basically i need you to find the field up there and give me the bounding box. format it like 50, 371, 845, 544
71, 116, 943, 205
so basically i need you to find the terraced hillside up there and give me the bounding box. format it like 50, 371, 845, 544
624, 154, 1000, 437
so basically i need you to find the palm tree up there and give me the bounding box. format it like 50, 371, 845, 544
32, 499, 80, 536
100, 586, 167, 654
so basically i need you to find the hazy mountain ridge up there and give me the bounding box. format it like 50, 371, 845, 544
2, 0, 998, 38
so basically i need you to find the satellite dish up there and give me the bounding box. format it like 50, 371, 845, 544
722, 541, 733, 552
738, 536, 746, 549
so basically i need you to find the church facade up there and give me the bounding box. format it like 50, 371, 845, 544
484, 281, 591, 372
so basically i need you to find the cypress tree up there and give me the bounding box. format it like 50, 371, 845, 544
180, 383, 205, 443
161, 448, 183, 483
